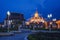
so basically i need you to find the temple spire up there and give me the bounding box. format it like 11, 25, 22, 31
34, 8, 39, 17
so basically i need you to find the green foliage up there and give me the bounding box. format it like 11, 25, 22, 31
28, 32, 60, 40
28, 34, 37, 40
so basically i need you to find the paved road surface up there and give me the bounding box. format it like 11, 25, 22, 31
0, 29, 32, 40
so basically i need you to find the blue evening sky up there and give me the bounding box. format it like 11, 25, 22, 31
0, 0, 60, 22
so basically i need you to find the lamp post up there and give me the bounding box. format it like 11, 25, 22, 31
7, 11, 10, 32
47, 14, 52, 31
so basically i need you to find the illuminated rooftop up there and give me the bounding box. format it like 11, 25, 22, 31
26, 9, 45, 25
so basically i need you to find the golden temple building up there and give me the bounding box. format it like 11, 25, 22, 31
26, 9, 48, 29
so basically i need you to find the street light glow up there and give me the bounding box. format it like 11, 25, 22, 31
7, 11, 10, 16
50, 14, 52, 17
47, 14, 52, 18
52, 18, 56, 21
47, 14, 50, 18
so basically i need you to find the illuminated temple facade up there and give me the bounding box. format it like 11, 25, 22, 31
26, 10, 48, 29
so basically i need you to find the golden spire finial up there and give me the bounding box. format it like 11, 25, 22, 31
34, 8, 39, 17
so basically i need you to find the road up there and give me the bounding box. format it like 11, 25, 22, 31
0, 29, 60, 40
0, 29, 32, 40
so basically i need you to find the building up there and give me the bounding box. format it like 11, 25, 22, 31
56, 20, 60, 29
0, 22, 4, 28
49, 21, 58, 29
26, 9, 48, 29
4, 12, 25, 30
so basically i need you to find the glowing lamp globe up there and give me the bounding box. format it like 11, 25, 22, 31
7, 11, 10, 16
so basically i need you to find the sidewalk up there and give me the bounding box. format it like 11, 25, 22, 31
10, 31, 21, 34
0, 32, 14, 36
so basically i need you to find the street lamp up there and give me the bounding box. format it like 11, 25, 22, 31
7, 11, 10, 32
47, 14, 52, 31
